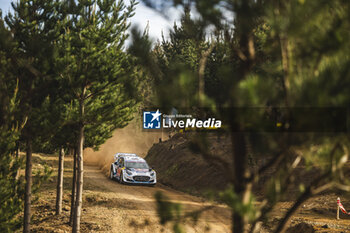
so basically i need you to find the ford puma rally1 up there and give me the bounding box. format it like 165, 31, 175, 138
110, 153, 156, 185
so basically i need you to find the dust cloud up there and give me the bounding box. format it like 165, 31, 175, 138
84, 118, 164, 175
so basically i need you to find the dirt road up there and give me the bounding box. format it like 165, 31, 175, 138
82, 165, 231, 233
31, 154, 350, 233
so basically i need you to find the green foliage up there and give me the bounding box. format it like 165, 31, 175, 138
3, 0, 140, 153
0, 18, 24, 232
1, 1, 140, 231
84, 83, 136, 150
57, 0, 139, 149
32, 164, 53, 195
220, 186, 257, 222
0, 129, 23, 233
155, 190, 213, 233
5, 0, 64, 149
154, 191, 184, 233
135, 0, 350, 232
151, 9, 212, 107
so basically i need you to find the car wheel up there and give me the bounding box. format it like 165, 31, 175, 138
110, 167, 114, 180
119, 172, 124, 184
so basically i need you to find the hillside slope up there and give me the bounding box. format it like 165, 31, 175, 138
145, 133, 232, 195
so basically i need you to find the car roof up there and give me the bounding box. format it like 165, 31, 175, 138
114, 153, 146, 163
115, 152, 138, 157
114, 152, 138, 161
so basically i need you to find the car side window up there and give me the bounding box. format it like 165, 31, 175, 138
120, 158, 124, 167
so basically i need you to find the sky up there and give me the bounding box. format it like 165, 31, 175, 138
0, 0, 182, 42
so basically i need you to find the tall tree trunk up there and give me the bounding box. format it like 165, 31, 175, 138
23, 139, 32, 233
73, 95, 85, 233
69, 148, 77, 225
198, 43, 215, 107
56, 147, 65, 215
72, 124, 84, 233
231, 132, 250, 233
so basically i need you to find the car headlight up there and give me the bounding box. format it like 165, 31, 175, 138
126, 170, 132, 176
150, 172, 155, 176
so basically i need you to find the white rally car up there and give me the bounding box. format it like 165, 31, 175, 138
110, 153, 156, 186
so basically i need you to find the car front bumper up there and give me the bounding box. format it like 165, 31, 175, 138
122, 174, 156, 184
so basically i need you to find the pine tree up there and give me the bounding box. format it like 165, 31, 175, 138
5, 1, 62, 231
57, 1, 138, 231
153, 7, 211, 107
0, 17, 25, 233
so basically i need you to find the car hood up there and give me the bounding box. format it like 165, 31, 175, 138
127, 168, 153, 174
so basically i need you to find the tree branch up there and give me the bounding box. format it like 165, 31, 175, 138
274, 171, 330, 233
84, 82, 111, 100
275, 141, 345, 233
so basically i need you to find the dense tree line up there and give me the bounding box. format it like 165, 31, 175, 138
0, 0, 139, 232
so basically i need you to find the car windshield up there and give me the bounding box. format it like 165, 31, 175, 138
125, 161, 149, 169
